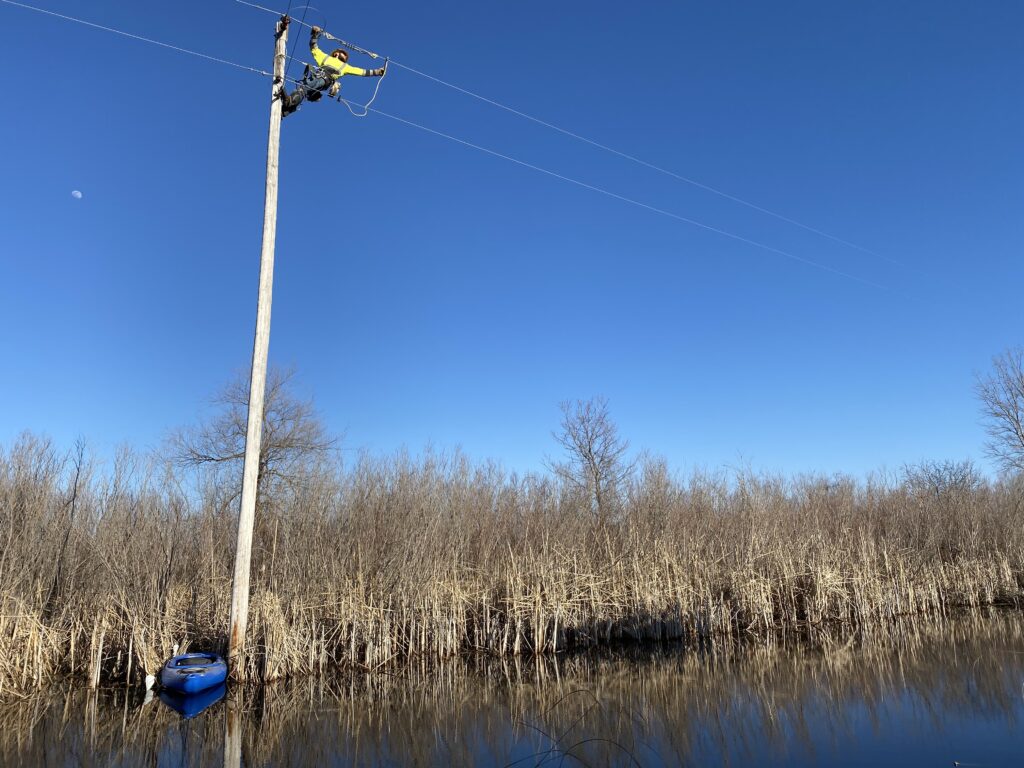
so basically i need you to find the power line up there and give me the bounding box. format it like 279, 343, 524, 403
384, 61, 899, 266
233, 0, 894, 265
1, 0, 274, 79
3, 0, 886, 288
347, 100, 886, 290
284, 4, 322, 82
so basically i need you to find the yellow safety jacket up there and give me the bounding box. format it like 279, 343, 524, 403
311, 43, 370, 81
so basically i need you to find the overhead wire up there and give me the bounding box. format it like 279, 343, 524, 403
282, 0, 297, 79
232, 0, 893, 265
235, 0, 383, 57
0, 0, 887, 288
337, 66, 388, 118
284, 3, 321, 82
0, 0, 276, 80
342, 99, 887, 290
271, 2, 384, 118
383, 60, 898, 266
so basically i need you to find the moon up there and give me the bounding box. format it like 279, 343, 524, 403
71, 190, 83, 199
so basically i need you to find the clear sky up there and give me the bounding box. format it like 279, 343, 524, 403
1, 0, 1022, 477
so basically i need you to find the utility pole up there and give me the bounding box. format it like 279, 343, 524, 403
227, 14, 289, 680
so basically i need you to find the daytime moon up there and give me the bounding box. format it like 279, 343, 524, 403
71, 190, 83, 199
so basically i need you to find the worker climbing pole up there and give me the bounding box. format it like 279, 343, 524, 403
280, 24, 387, 117
227, 13, 289, 681
226, 11, 390, 679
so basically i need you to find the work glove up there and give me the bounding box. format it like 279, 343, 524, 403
328, 82, 340, 98
310, 26, 321, 37
370, 68, 385, 77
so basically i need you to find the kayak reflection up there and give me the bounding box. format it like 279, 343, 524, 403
158, 682, 227, 720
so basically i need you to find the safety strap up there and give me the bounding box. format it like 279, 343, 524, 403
321, 30, 381, 60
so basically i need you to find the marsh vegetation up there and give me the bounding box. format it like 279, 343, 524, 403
1, 415, 1022, 693
2, 349, 1024, 694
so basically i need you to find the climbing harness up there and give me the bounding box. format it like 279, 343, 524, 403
236, 1, 391, 119
298, 25, 389, 117
291, 53, 387, 114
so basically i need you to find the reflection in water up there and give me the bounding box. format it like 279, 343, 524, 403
2, 611, 1023, 767
159, 684, 227, 720
223, 689, 242, 768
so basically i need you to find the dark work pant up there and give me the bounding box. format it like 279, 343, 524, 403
283, 70, 332, 114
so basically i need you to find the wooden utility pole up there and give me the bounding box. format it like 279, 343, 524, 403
227, 14, 289, 679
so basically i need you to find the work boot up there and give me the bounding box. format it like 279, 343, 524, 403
279, 87, 298, 116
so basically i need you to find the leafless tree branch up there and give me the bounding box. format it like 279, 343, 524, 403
167, 367, 338, 510
976, 347, 1024, 475
546, 397, 634, 523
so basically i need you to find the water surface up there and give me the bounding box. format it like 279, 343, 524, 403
3, 612, 1023, 766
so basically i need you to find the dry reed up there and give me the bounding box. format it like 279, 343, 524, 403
1, 611, 1021, 766
0, 432, 1022, 695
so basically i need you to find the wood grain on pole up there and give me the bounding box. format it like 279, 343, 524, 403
227, 15, 289, 679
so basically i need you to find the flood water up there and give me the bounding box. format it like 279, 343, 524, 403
3, 611, 1024, 767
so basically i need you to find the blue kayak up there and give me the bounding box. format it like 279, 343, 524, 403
159, 653, 228, 694
159, 683, 227, 719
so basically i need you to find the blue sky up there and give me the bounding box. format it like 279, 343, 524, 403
1, 0, 1022, 477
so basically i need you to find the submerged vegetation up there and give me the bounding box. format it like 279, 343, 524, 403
1, 418, 1022, 695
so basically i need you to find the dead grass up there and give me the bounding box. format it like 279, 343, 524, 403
0, 433, 1022, 694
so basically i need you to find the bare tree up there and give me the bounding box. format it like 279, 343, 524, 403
902, 459, 981, 500
169, 367, 337, 510
976, 347, 1024, 475
42, 437, 90, 619
547, 397, 634, 522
